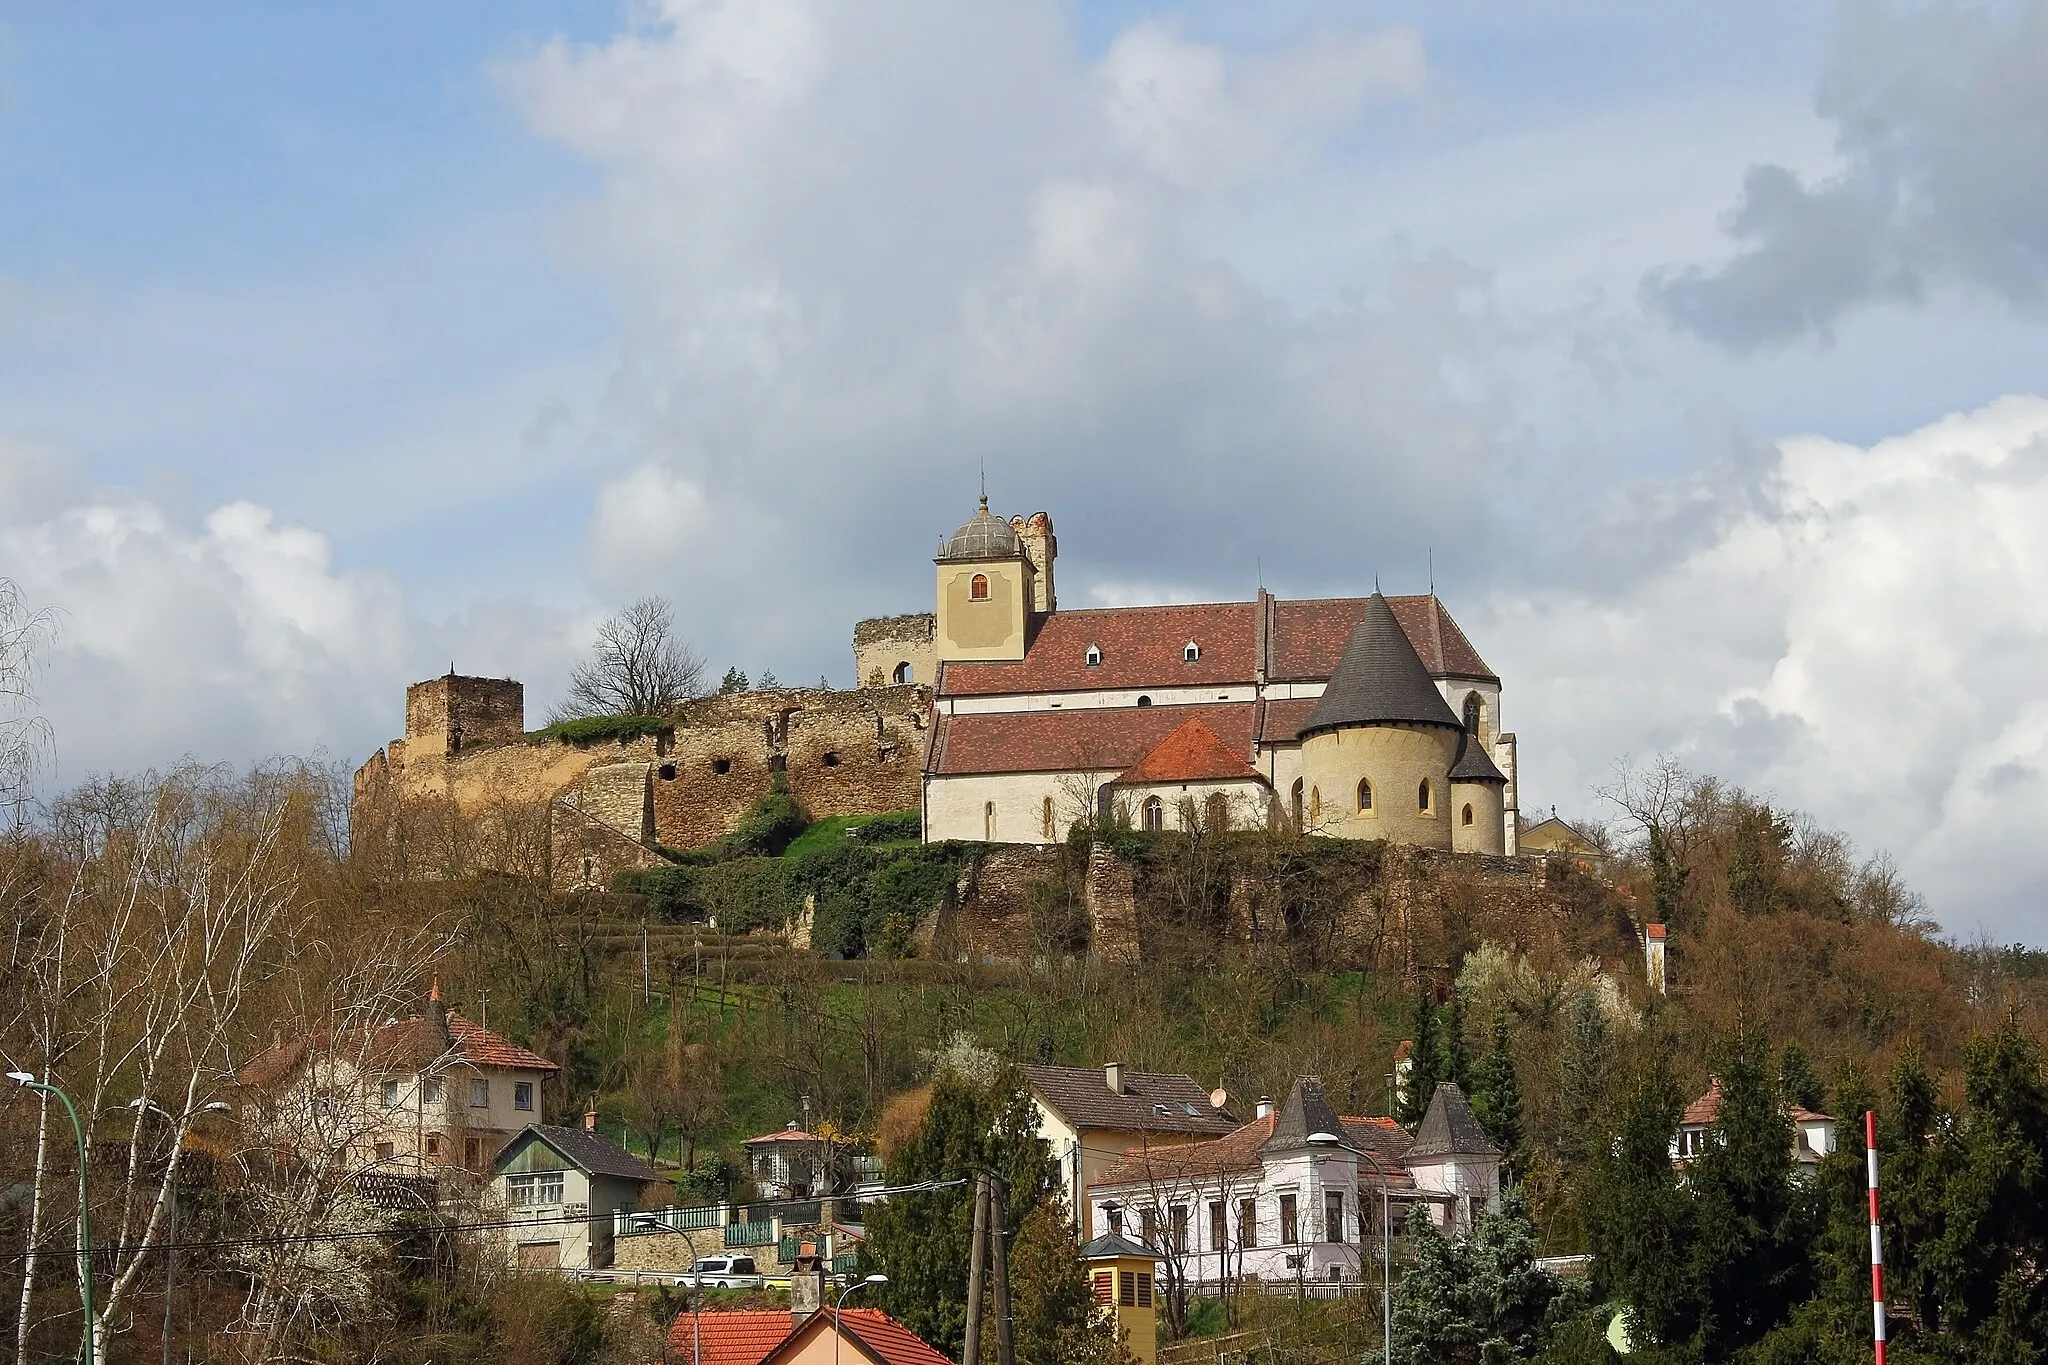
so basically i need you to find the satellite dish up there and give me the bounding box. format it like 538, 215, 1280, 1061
1209, 1088, 1228, 1110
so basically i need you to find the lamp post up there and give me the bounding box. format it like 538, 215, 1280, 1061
9, 1071, 93, 1365
1308, 1130, 1391, 1365
126, 1098, 231, 1365
833, 1273, 887, 1365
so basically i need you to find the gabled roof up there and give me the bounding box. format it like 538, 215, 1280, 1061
929, 703, 1257, 777
1408, 1083, 1499, 1160
1024, 1064, 1238, 1138
665, 1312, 794, 1365
1261, 1077, 1346, 1155
669, 1310, 955, 1365
1081, 1232, 1162, 1261
1448, 730, 1507, 785
744, 1125, 825, 1146
495, 1124, 659, 1183
940, 602, 1256, 696
1112, 718, 1266, 786
1681, 1077, 1833, 1129
1092, 1109, 1420, 1189
235, 1008, 557, 1089
814, 1309, 955, 1365
1269, 595, 1496, 682
1299, 594, 1464, 739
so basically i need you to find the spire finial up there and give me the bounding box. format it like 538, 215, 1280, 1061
979, 458, 987, 510
429, 972, 441, 1003
1428, 547, 1435, 597
1374, 574, 1381, 595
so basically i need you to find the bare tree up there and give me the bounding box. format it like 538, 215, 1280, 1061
0, 579, 56, 823
549, 596, 706, 721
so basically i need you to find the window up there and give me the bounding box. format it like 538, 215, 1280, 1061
970, 573, 990, 600
658, 761, 677, 780
425, 1134, 443, 1160
1142, 797, 1165, 832
1279, 1193, 1298, 1245
463, 1137, 485, 1171
1237, 1198, 1258, 1249
1136, 1272, 1153, 1308
1105, 1204, 1124, 1237
1291, 778, 1304, 828
1042, 796, 1055, 840
984, 801, 996, 841
1136, 695, 1152, 707
514, 1081, 535, 1112
1170, 1204, 1190, 1254
374, 1141, 395, 1162
1183, 641, 1200, 662
892, 661, 913, 685
1325, 1191, 1346, 1244
1417, 779, 1432, 813
1210, 1201, 1228, 1251
424, 1078, 444, 1104
381, 1079, 402, 1109
1309, 786, 1322, 826
1092, 1272, 1113, 1305
1463, 692, 1483, 735
1117, 1271, 1153, 1308
470, 1078, 490, 1109
1205, 792, 1229, 831
1358, 778, 1373, 812
1462, 803, 1475, 827
508, 1171, 565, 1208
1140, 1207, 1158, 1248
1085, 645, 1102, 667
713, 757, 732, 775
821, 751, 840, 767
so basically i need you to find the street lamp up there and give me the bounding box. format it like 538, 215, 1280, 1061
1309, 1130, 1392, 1365
833, 1273, 888, 1365
126, 1098, 231, 1365
9, 1070, 93, 1365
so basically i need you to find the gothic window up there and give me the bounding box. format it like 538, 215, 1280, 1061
1085, 645, 1102, 667
1462, 803, 1475, 827
893, 661, 913, 684
1418, 780, 1432, 814
1358, 778, 1373, 812
1463, 692, 1484, 735
1205, 792, 1229, 830
1291, 778, 1304, 828
1143, 797, 1165, 832
1183, 641, 1201, 662
970, 573, 990, 601
984, 801, 996, 841
1042, 796, 1055, 840
1309, 787, 1322, 827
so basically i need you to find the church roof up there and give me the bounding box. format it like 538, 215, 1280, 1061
1112, 719, 1266, 786
929, 702, 1257, 777
1299, 594, 1465, 738
1449, 730, 1508, 785
1408, 1083, 1499, 1160
937, 498, 1021, 561
1269, 595, 1496, 682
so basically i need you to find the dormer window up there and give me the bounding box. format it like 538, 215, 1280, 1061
1085, 645, 1102, 667
1183, 641, 1200, 663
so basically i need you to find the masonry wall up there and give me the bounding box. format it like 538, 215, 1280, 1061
852, 613, 937, 688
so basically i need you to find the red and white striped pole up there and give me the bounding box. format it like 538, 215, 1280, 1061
1867, 1110, 1886, 1365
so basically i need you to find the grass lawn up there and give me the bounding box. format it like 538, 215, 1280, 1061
778, 814, 920, 860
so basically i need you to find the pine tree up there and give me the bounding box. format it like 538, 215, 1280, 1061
1445, 988, 1472, 1092
1554, 988, 1610, 1169
1397, 989, 1441, 1127
1778, 1042, 1825, 1111
1471, 1014, 1524, 1169
1386, 1191, 1566, 1364
717, 667, 748, 694
1587, 1058, 1695, 1349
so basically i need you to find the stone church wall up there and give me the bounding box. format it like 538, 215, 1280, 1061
852, 613, 937, 687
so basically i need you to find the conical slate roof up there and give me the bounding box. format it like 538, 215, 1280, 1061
1448, 730, 1507, 785
1299, 593, 1464, 737
1407, 1082, 1499, 1160
937, 497, 1021, 561
1261, 1076, 1347, 1154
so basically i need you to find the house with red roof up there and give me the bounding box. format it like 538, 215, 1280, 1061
1084, 1077, 1501, 1291
666, 1308, 951, 1365
910, 499, 1520, 853
742, 1121, 881, 1201
234, 979, 559, 1177
1671, 1077, 1836, 1168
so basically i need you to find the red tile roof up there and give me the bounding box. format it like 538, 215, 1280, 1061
1645, 923, 1667, 940
941, 603, 1256, 697
235, 1008, 556, 1089
743, 1127, 822, 1145
1090, 1112, 1419, 1189
829, 1309, 956, 1365
667, 1312, 794, 1365
1258, 698, 1320, 745
446, 1012, 557, 1072
1114, 719, 1265, 785
930, 702, 1259, 777
1269, 596, 1495, 682
1681, 1077, 1832, 1128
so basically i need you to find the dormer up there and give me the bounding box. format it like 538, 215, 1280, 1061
1085, 644, 1102, 668
1182, 641, 1200, 663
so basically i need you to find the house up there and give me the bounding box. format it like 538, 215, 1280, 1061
1085, 1078, 1502, 1289
1517, 815, 1606, 868
743, 1122, 879, 1201
1023, 1062, 1239, 1235
664, 1309, 952, 1365
234, 980, 559, 1177
493, 1118, 660, 1272
1672, 1078, 1836, 1167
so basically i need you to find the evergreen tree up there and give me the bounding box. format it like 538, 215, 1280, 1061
1472, 1013, 1524, 1169
1554, 989, 1610, 1169
865, 1070, 1058, 1356
1386, 1190, 1567, 1364
717, 667, 748, 694
1778, 1042, 1825, 1111
1008, 1199, 1133, 1365
1586, 1059, 1695, 1348
1397, 989, 1441, 1127
1882, 1052, 1949, 1337
1446, 988, 1472, 1093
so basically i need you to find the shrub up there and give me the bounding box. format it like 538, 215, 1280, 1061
848, 810, 923, 844
694, 857, 799, 932
524, 714, 673, 746
725, 778, 809, 857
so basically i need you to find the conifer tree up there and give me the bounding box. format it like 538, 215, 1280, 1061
717, 666, 748, 694
1553, 988, 1610, 1168
1386, 1190, 1566, 1364
1778, 1042, 1825, 1111
1471, 1014, 1524, 1171
1587, 1058, 1695, 1348
1397, 989, 1441, 1127
1445, 988, 1472, 1093
1008, 1199, 1133, 1365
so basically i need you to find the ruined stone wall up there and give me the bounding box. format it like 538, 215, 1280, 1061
405, 675, 525, 758
853, 613, 937, 688
942, 845, 1067, 962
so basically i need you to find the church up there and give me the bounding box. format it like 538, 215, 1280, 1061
855, 500, 1519, 854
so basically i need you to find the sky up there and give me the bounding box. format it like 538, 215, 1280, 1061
2, 1, 2047, 944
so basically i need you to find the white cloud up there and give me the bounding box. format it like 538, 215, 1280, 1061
1487, 395, 2048, 940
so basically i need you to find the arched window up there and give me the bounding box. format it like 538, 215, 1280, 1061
1461, 803, 1475, 827
893, 661, 914, 685
1183, 641, 1201, 662
1463, 692, 1484, 735
1309, 786, 1323, 827
1417, 780, 1432, 813
1136, 695, 1153, 708
1205, 792, 1229, 831
1357, 778, 1374, 812
1085, 645, 1102, 667
1042, 796, 1056, 840
984, 801, 996, 841
970, 573, 990, 601
1143, 797, 1165, 832
1291, 778, 1304, 828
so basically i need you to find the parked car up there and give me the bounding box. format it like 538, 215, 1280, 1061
677, 1256, 763, 1290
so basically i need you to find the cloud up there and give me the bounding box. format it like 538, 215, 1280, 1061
1486, 395, 2048, 939
1646, 1, 2048, 347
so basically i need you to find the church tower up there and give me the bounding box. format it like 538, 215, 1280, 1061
934, 497, 1035, 664
1296, 592, 1464, 849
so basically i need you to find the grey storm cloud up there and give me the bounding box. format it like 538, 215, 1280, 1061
1646, 0, 2048, 348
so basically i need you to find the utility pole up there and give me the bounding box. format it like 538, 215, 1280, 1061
990, 1175, 1015, 1365
963, 1175, 989, 1365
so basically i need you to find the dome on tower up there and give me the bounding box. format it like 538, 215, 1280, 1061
937, 497, 1021, 561
1299, 592, 1463, 737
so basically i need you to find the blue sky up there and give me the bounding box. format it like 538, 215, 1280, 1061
3, 1, 2047, 943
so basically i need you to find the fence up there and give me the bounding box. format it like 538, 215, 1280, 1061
614, 1201, 730, 1238
725, 1219, 776, 1248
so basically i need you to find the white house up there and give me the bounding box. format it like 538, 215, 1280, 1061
1085, 1078, 1502, 1290
493, 1120, 661, 1272
1672, 1077, 1836, 1167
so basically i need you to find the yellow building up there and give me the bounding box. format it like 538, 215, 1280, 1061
1083, 1232, 1162, 1365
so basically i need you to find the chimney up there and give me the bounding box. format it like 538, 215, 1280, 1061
789, 1258, 826, 1326
1104, 1062, 1122, 1095
426, 972, 450, 1051
1256, 1095, 1274, 1121
583, 1106, 598, 1132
